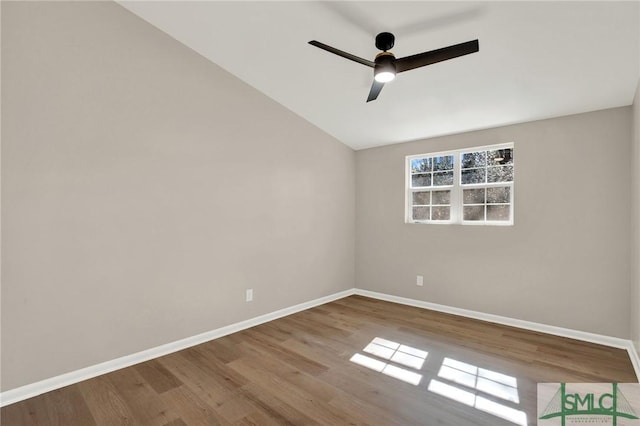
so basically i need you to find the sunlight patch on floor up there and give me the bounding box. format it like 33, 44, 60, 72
428, 357, 527, 426
350, 337, 428, 386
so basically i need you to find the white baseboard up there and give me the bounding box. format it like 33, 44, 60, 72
0, 289, 354, 407
627, 342, 640, 382
354, 289, 640, 382
3, 287, 637, 407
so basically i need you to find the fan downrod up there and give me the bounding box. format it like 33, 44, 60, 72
375, 32, 395, 51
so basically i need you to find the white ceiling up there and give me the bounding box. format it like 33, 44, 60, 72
118, 1, 640, 150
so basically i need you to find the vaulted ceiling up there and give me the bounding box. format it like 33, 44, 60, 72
119, 1, 640, 150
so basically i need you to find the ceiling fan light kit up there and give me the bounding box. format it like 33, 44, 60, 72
374, 53, 396, 83
309, 32, 479, 102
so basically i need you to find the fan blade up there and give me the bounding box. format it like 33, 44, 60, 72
395, 39, 479, 73
366, 80, 385, 102
309, 40, 375, 68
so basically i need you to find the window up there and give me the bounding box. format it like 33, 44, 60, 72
406, 143, 514, 225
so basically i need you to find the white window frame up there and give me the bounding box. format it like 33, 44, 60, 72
405, 143, 514, 226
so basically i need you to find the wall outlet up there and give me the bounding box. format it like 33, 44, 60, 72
416, 275, 423, 286
246, 288, 253, 302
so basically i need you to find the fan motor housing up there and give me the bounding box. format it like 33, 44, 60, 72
374, 52, 396, 72
373, 52, 396, 78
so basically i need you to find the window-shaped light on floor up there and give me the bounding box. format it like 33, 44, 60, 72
363, 337, 428, 370
428, 380, 527, 426
438, 357, 519, 403
428, 357, 527, 426
350, 337, 428, 386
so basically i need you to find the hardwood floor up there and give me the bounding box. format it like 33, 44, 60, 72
1, 295, 636, 425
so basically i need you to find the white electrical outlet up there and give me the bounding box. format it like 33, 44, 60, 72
416, 275, 423, 286
246, 288, 253, 302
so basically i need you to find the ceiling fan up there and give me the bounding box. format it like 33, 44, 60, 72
309, 32, 479, 102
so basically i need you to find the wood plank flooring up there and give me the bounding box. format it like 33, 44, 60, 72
1, 295, 636, 425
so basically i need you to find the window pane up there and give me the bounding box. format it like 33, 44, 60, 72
487, 165, 513, 183
488, 148, 513, 165
411, 158, 432, 173
487, 205, 510, 221
463, 188, 485, 204
464, 206, 485, 221
407, 144, 513, 225
432, 190, 450, 205
412, 173, 431, 187
487, 187, 511, 204
413, 206, 430, 221
461, 151, 487, 168
412, 191, 430, 205
432, 206, 450, 220
433, 171, 453, 186
461, 168, 486, 184
433, 155, 454, 171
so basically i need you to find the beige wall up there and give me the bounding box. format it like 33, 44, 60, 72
632, 80, 640, 352
1, 1, 355, 391
356, 108, 632, 339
